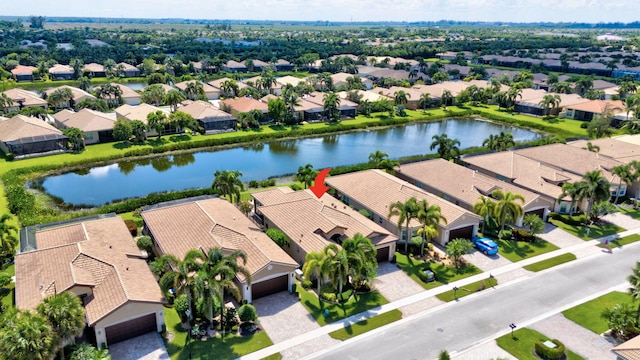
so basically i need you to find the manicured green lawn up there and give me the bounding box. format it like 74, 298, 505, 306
394, 252, 482, 290
117, 211, 143, 228
496, 239, 559, 262
523, 253, 577, 272
435, 277, 497, 302
163, 307, 275, 360
496, 328, 584, 360
562, 291, 635, 335
618, 206, 640, 219
597, 234, 640, 249
549, 218, 624, 240
296, 286, 389, 326
0, 263, 15, 308
328, 309, 402, 340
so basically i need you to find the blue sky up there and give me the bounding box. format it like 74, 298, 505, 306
6, 0, 638, 23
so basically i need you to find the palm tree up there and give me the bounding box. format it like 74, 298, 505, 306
473, 195, 496, 234
0, 309, 58, 360
492, 190, 525, 231
302, 248, 331, 295
37, 292, 86, 360
393, 90, 410, 106
612, 164, 634, 204
196, 248, 251, 330
550, 81, 573, 94
212, 170, 244, 203
628, 261, 640, 319
323, 92, 341, 122
147, 110, 167, 139
323, 244, 350, 298
163, 90, 186, 112
296, 164, 317, 189
440, 89, 453, 109
539, 94, 561, 116
0, 93, 14, 113
388, 197, 420, 253
76, 76, 91, 92
342, 234, 377, 290
430, 134, 461, 161
418, 93, 431, 112
102, 58, 116, 77
220, 79, 240, 98
558, 182, 579, 215
574, 76, 594, 95
282, 89, 301, 122
445, 238, 474, 268
0, 214, 18, 259
575, 170, 611, 221
62, 127, 86, 151
368, 150, 399, 171
184, 81, 204, 100
142, 84, 166, 106
158, 250, 203, 325
415, 199, 446, 257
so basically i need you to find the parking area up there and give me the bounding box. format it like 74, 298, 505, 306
375, 261, 425, 302
537, 223, 584, 248
108, 332, 169, 360
463, 250, 512, 272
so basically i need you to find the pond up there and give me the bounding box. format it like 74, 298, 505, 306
40, 118, 541, 206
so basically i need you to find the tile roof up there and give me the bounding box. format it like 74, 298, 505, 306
612, 334, 640, 360
399, 159, 554, 210
48, 64, 74, 74
254, 188, 397, 254
1, 88, 48, 108
276, 75, 306, 87
94, 83, 141, 100
303, 92, 358, 109
117, 62, 138, 71
225, 60, 246, 69
0, 115, 63, 142
221, 96, 269, 113
178, 100, 235, 121
44, 85, 96, 102
11, 65, 37, 76
15, 216, 163, 326
565, 99, 625, 114
174, 80, 219, 94
115, 104, 168, 124
337, 90, 388, 102
141, 198, 298, 282
326, 169, 480, 229
83, 63, 105, 72
568, 136, 640, 162
53, 109, 116, 133
208, 77, 249, 90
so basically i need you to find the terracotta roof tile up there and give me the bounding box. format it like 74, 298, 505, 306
0, 115, 63, 142
1, 88, 47, 108
53, 109, 116, 133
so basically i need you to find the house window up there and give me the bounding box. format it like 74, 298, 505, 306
560, 203, 567, 214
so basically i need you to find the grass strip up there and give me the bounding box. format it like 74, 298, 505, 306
523, 253, 577, 272
435, 277, 498, 302
328, 309, 402, 340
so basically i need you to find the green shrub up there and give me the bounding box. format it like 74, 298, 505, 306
534, 339, 566, 360
5, 153, 14, 161
0, 273, 12, 288
265, 228, 290, 248
248, 180, 259, 188
174, 294, 189, 319
290, 184, 303, 191
238, 304, 258, 322
136, 236, 153, 252
580, 122, 589, 129
512, 228, 537, 242
320, 284, 337, 302
301, 279, 312, 289
259, 179, 276, 187
498, 229, 513, 240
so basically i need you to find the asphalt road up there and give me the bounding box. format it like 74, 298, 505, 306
309, 248, 638, 360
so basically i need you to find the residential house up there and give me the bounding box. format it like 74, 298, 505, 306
94, 83, 141, 106
44, 85, 96, 108
303, 92, 357, 119
83, 63, 106, 78
48, 64, 75, 80
253, 188, 397, 264
1, 88, 48, 111
463, 144, 623, 212
375, 86, 425, 110
515, 93, 589, 116
220, 97, 269, 120
326, 169, 482, 246
11, 65, 37, 82
274, 59, 294, 72
15, 214, 165, 348
222, 60, 247, 73
174, 80, 220, 100
245, 59, 271, 72
0, 115, 68, 157
208, 77, 249, 98
562, 99, 625, 122
114, 104, 175, 137
117, 62, 140, 77
244, 75, 283, 95
396, 159, 554, 225
331, 72, 374, 90
53, 109, 116, 144
276, 75, 306, 88
293, 97, 324, 122
337, 90, 389, 103
141, 196, 299, 302
178, 100, 237, 133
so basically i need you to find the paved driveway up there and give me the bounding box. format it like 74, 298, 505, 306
538, 222, 584, 248
108, 332, 169, 360
374, 261, 425, 302
602, 212, 640, 231
530, 313, 617, 359
463, 249, 512, 272
253, 291, 340, 360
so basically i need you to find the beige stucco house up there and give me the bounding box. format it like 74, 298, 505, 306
141, 196, 299, 302
15, 215, 165, 348
252, 188, 397, 264
326, 169, 482, 246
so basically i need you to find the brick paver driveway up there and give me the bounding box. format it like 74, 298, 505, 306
374, 261, 425, 302
538, 222, 584, 248
108, 332, 169, 360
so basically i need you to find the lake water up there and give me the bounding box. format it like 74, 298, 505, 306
41, 118, 540, 206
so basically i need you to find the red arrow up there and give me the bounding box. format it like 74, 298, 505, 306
310, 168, 332, 199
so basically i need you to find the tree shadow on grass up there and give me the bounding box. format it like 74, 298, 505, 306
112, 141, 133, 149
498, 240, 537, 259
169, 134, 192, 142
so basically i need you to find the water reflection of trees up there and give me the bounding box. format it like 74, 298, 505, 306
118, 161, 136, 175
151, 157, 173, 172
269, 140, 298, 154
241, 143, 265, 152
172, 153, 195, 167
117, 153, 196, 174
322, 135, 338, 148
